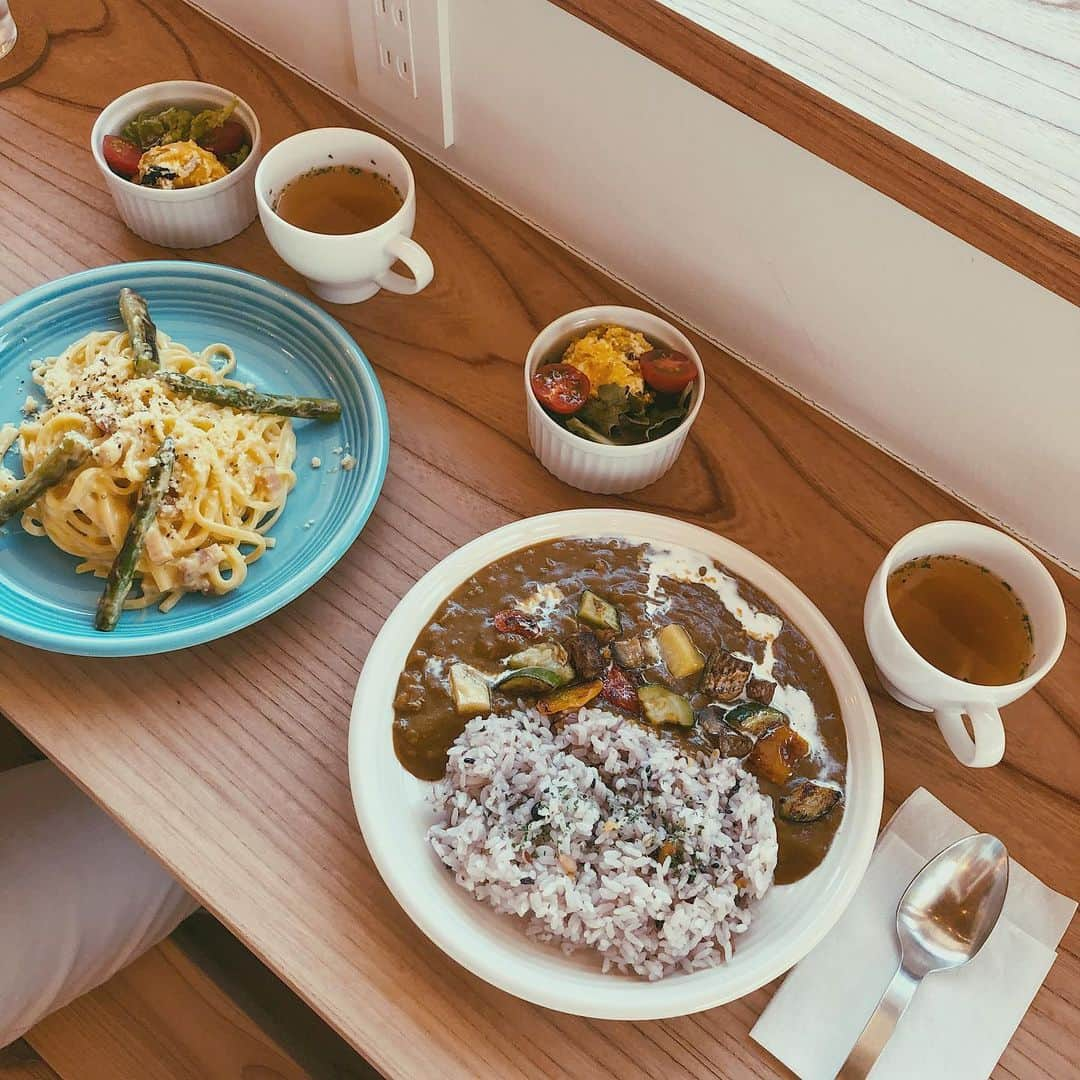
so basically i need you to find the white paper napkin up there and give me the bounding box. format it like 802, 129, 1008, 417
751, 787, 1077, 1080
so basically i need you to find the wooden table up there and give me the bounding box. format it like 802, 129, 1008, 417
2, 2, 1077, 1076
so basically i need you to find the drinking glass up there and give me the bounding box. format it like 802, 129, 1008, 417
0, 1, 17, 61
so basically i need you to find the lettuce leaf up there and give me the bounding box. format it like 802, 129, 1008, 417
573, 383, 691, 445
122, 107, 193, 150
190, 98, 237, 146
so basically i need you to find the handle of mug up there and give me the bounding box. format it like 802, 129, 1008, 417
376, 236, 434, 295
933, 704, 1005, 768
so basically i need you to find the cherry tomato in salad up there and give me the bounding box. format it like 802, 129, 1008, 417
199, 120, 248, 158
493, 608, 541, 639
639, 349, 697, 394
531, 363, 590, 415
102, 136, 143, 179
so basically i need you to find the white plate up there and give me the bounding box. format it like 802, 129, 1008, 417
349, 510, 883, 1019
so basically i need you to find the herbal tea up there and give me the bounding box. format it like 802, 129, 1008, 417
887, 554, 1033, 685
275, 166, 403, 235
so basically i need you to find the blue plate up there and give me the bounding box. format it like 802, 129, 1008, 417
0, 261, 389, 656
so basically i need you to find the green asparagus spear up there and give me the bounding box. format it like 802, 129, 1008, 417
0, 433, 93, 527
155, 370, 342, 420
119, 287, 160, 377
95, 437, 176, 632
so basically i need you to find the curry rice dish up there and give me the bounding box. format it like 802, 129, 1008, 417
393, 537, 846, 978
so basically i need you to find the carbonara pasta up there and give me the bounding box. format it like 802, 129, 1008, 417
4, 328, 297, 612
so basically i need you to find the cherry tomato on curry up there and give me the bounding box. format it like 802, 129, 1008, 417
639, 349, 697, 394
601, 663, 640, 714
531, 363, 590, 415
199, 120, 248, 158
492, 608, 541, 639
102, 136, 143, 178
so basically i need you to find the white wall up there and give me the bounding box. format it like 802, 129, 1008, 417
191, 0, 1080, 570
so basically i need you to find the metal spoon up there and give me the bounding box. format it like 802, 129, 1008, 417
837, 832, 1009, 1079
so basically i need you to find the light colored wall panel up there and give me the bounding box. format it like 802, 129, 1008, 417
189, 0, 1080, 569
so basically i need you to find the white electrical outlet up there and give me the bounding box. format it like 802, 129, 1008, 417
373, 0, 418, 98
349, 0, 454, 148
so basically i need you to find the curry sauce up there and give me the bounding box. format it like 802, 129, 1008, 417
393, 537, 846, 884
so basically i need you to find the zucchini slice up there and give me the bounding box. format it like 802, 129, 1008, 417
493, 666, 570, 694
577, 590, 620, 633
538, 678, 604, 715
657, 624, 705, 679
448, 663, 491, 717
725, 701, 787, 737
636, 684, 694, 727
565, 417, 618, 445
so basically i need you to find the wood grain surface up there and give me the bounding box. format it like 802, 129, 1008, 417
25, 939, 312, 1080
548, 0, 1080, 308
0, 2, 1077, 1077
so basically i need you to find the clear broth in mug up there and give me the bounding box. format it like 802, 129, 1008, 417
886, 554, 1034, 685
275, 165, 403, 235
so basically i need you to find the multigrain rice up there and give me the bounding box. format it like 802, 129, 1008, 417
429, 706, 777, 979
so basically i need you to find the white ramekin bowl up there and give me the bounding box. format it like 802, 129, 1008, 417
90, 81, 262, 249
525, 306, 706, 494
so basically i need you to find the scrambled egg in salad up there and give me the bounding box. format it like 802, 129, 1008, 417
136, 141, 227, 190
562, 325, 652, 398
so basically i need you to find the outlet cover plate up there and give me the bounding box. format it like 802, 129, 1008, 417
349, 0, 454, 148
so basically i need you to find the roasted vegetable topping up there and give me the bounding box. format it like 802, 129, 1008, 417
566, 631, 604, 680
506, 641, 569, 671
538, 679, 604, 715
700, 648, 753, 701
746, 677, 777, 705
492, 608, 541, 639
600, 663, 640, 714
493, 666, 569, 694
725, 701, 788, 737
576, 590, 620, 633
637, 684, 694, 727
657, 623, 705, 679
611, 636, 647, 669
747, 725, 809, 784
449, 663, 491, 717
695, 705, 754, 758
778, 779, 842, 823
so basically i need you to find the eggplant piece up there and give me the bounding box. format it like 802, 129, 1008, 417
611, 636, 647, 670
700, 649, 753, 701
746, 677, 776, 705
505, 642, 575, 683
779, 779, 843, 823
577, 590, 620, 632
637, 684, 694, 727
507, 641, 568, 669
449, 663, 491, 717
657, 624, 705, 679
725, 701, 787, 737
747, 725, 809, 784
493, 666, 569, 694
538, 678, 603, 715
696, 705, 754, 757
566, 631, 604, 680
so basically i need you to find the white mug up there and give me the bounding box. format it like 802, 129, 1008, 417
865, 521, 1066, 768
255, 128, 434, 304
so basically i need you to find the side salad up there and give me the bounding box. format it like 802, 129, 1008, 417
531, 324, 698, 445
101, 99, 252, 190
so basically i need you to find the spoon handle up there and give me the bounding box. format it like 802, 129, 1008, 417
837, 965, 921, 1079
